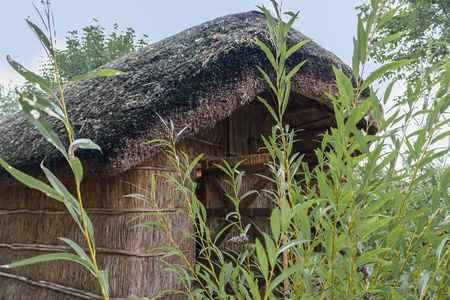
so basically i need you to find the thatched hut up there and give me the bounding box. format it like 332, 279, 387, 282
0, 11, 379, 299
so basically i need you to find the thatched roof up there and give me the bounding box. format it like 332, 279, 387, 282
0, 11, 377, 184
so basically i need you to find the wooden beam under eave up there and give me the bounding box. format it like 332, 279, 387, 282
202, 163, 268, 176
293, 116, 334, 129
284, 107, 318, 116
206, 208, 272, 217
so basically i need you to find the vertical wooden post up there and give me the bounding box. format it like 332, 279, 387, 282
189, 161, 198, 273
224, 117, 229, 158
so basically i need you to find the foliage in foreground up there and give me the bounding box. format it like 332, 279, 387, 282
0, 2, 129, 299
129, 1, 450, 299
357, 0, 450, 83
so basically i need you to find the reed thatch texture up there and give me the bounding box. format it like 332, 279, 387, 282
0, 145, 192, 299
0, 10, 377, 185
0, 249, 186, 298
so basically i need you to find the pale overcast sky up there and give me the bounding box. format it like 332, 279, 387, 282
0, 0, 366, 87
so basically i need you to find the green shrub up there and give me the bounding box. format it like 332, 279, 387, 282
129, 1, 450, 299
0, 2, 127, 299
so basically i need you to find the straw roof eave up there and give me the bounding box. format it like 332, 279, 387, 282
0, 11, 377, 185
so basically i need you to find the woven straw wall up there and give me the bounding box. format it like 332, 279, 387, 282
0, 146, 193, 299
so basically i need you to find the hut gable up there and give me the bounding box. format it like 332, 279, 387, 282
0, 11, 374, 184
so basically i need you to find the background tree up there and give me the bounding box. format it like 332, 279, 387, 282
41, 19, 148, 82
0, 20, 148, 120
0, 82, 42, 120
0, 83, 20, 120
357, 0, 450, 82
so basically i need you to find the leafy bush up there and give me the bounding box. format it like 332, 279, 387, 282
129, 1, 450, 299
0, 2, 127, 299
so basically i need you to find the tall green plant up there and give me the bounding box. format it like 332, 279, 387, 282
0, 2, 126, 299
133, 0, 450, 299
126, 2, 316, 299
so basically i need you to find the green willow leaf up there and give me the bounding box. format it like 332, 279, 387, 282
270, 209, 280, 241
360, 59, 415, 91
254, 38, 276, 70
330, 261, 347, 281
7, 56, 55, 96
31, 94, 64, 119
277, 239, 310, 255
373, 31, 408, 49
281, 199, 291, 233
240, 267, 261, 300
258, 96, 279, 124
131, 220, 165, 229
398, 208, 430, 226
69, 138, 102, 153
162, 249, 183, 258
40, 163, 96, 250
369, 91, 382, 124
256, 5, 277, 42
376, 6, 400, 30
264, 233, 276, 269
423, 230, 441, 250
183, 154, 203, 180
286, 60, 307, 81
282, 10, 299, 37
26, 19, 52, 54
398, 232, 407, 258
418, 273, 430, 297
357, 15, 367, 62
256, 66, 277, 95
59, 238, 95, 271
255, 240, 269, 280
267, 262, 315, 295
0, 158, 64, 202
97, 269, 110, 298
18, 95, 68, 160
436, 237, 449, 261
69, 157, 84, 183
286, 39, 311, 59
355, 257, 390, 269
1, 252, 93, 270
70, 69, 127, 82
333, 65, 354, 110
40, 163, 82, 224
390, 287, 405, 300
